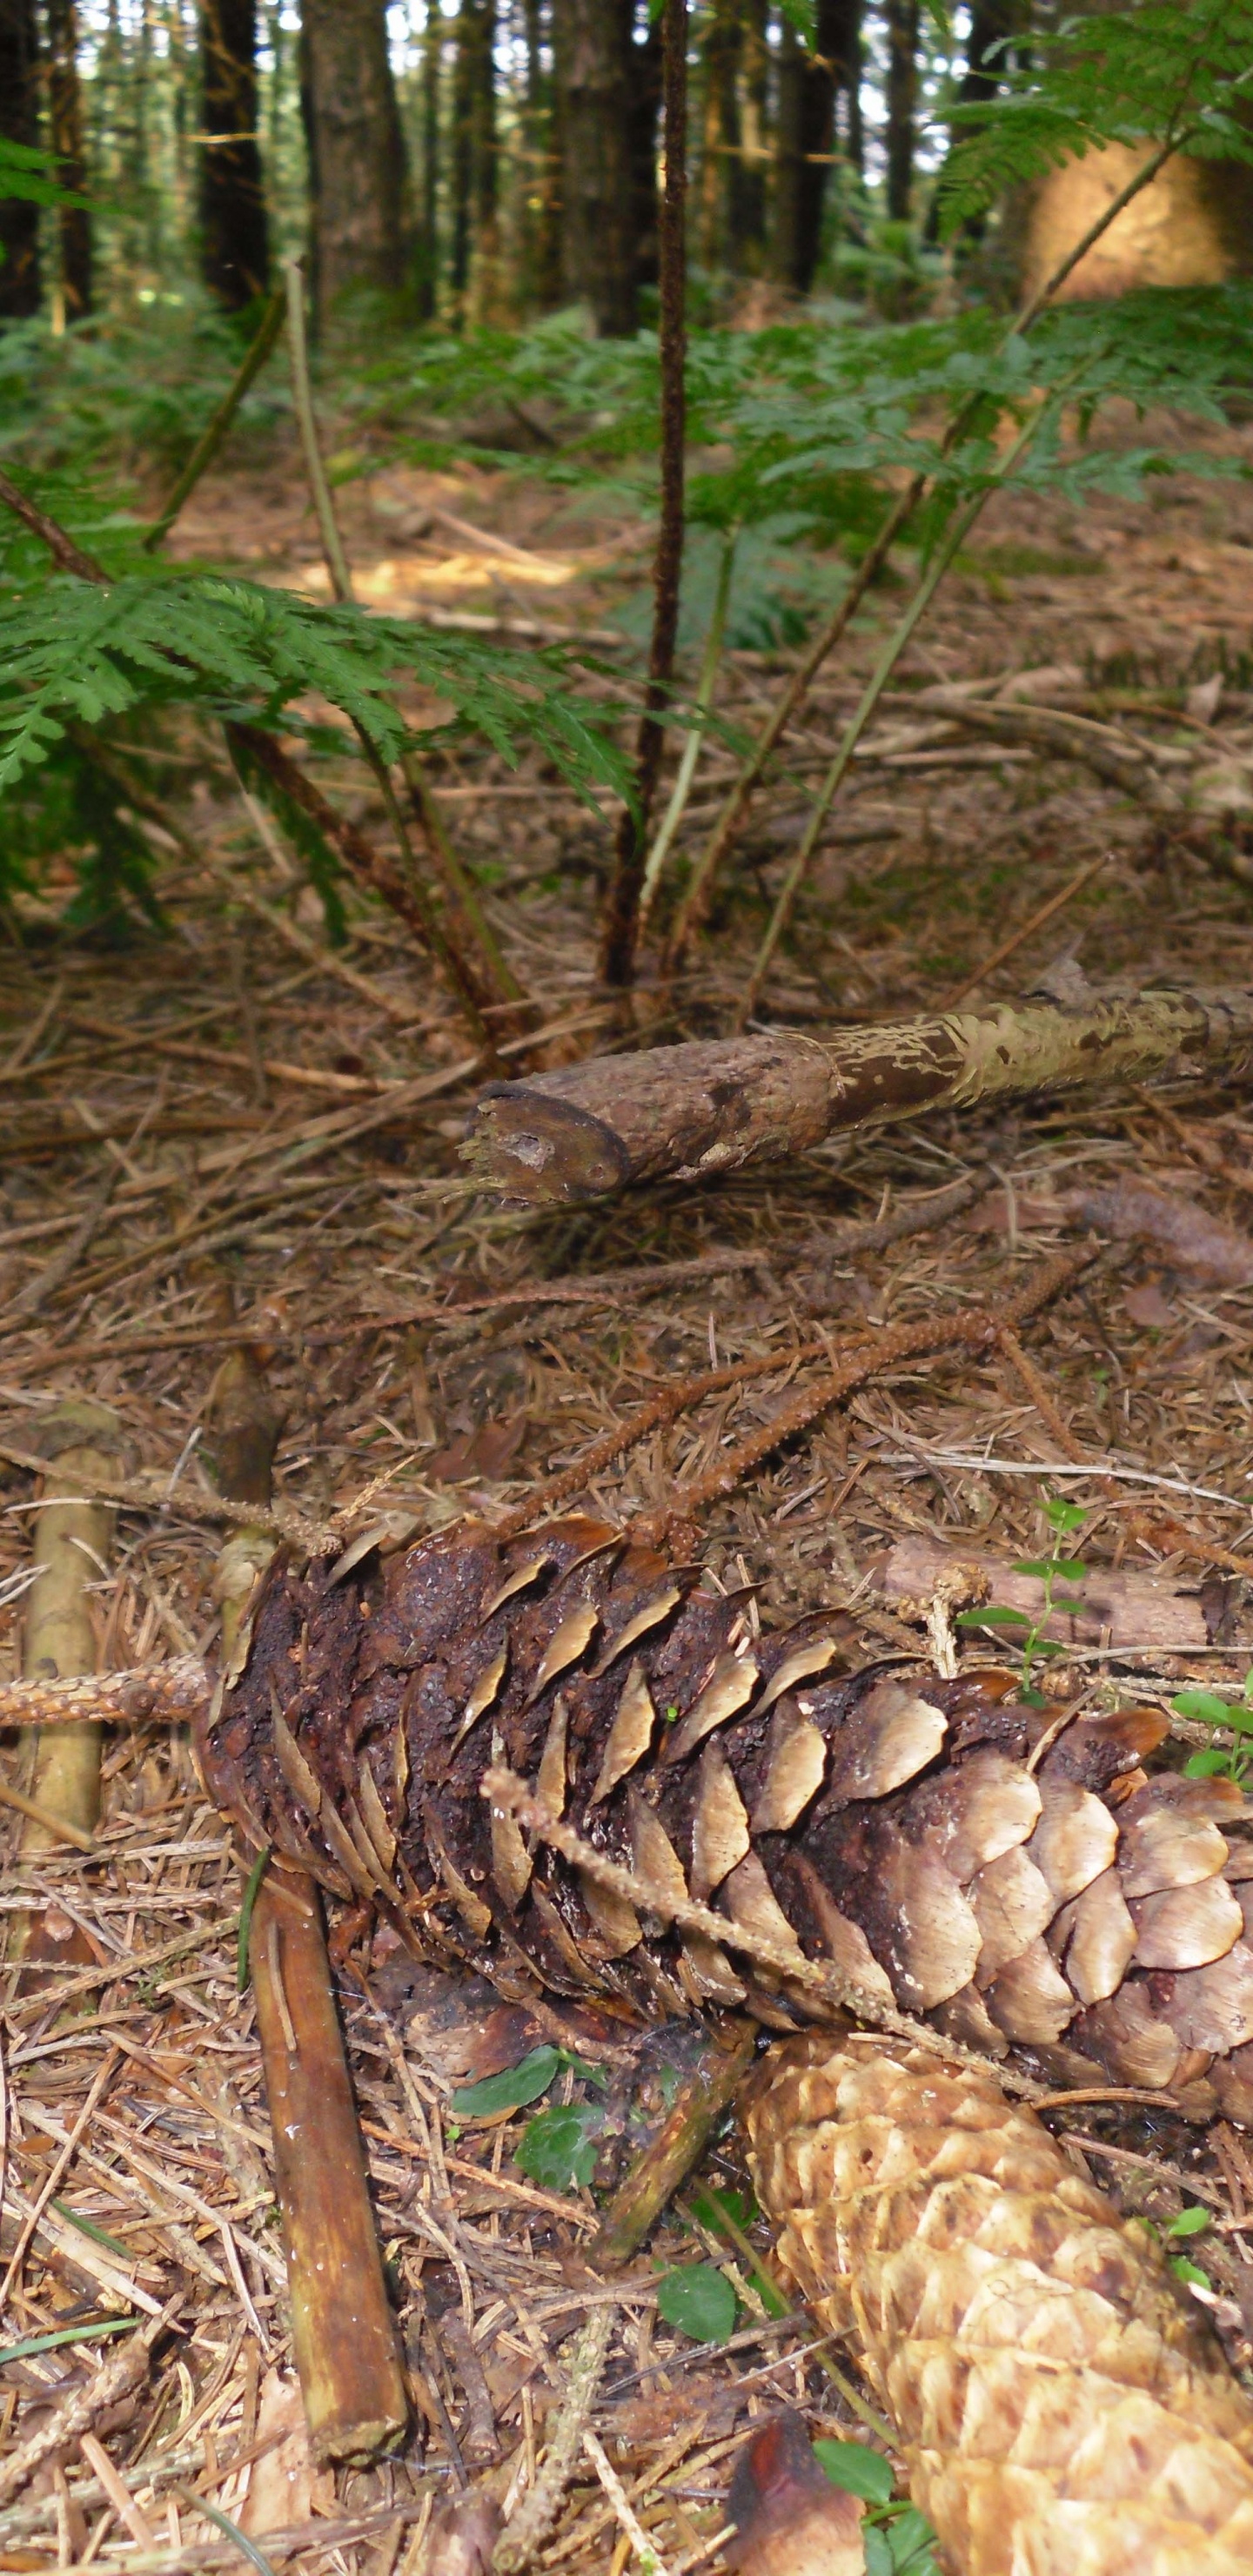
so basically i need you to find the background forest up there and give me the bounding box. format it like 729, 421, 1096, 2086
9, 12, 1253, 2576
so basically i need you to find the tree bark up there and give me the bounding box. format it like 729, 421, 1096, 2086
0, 0, 41, 320
734, 0, 769, 267
300, 0, 412, 326
45, 0, 91, 319
883, 0, 919, 222
769, 16, 802, 285
553, 0, 640, 333
199, 0, 270, 309
465, 980, 1253, 1204
521, 0, 563, 310
792, 0, 861, 290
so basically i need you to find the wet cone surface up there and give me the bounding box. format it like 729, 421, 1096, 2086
745, 2031, 1253, 2576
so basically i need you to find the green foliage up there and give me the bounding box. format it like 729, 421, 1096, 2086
654, 2262, 738, 2344
0, 305, 288, 479
1176, 1671, 1253, 1781
814, 2439, 941, 2576
0, 137, 92, 212
516, 2101, 604, 2191
450, 2045, 563, 2117
955, 1497, 1088, 1703
938, 0, 1253, 235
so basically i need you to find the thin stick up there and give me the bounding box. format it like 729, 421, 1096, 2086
942, 852, 1112, 1010
493, 2307, 617, 2573
581, 2431, 673, 2576
663, 114, 1216, 970
283, 257, 526, 1053
740, 386, 1067, 1024
640, 530, 734, 928
206, 1338, 410, 2465
484, 1767, 1043, 2103
599, 0, 688, 989
592, 2022, 758, 2269
143, 284, 287, 553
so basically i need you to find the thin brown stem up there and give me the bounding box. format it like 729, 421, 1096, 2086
143, 285, 287, 553
598, 0, 687, 989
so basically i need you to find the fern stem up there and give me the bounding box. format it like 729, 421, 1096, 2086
142, 283, 287, 555
597, 0, 688, 992
639, 529, 734, 931
739, 380, 1067, 1026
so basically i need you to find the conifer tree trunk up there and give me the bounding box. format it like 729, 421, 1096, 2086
627, 2, 662, 301
46, 0, 92, 319
451, 0, 474, 312
0, 0, 41, 319
300, 0, 413, 325
793, 0, 861, 290
419, 2, 439, 317
199, 0, 270, 307
522, 0, 562, 307
734, 0, 769, 269
553, 0, 639, 334
468, 0, 501, 322
770, 15, 802, 285
883, 0, 918, 220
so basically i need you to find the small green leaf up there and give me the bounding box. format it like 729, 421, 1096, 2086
1165, 2204, 1211, 2238
1185, 1748, 1233, 1777
882, 2506, 941, 2574
50, 2199, 131, 2259
1172, 1689, 1234, 1724
451, 2045, 559, 2119
1029, 1638, 1066, 1658
1043, 1498, 1086, 1532
1049, 1591, 1089, 1611
864, 2529, 895, 2576
955, 1604, 1029, 1627
813, 2438, 895, 2506
655, 2262, 738, 2344
1049, 1560, 1089, 1583
1012, 1559, 1055, 1578
515, 2101, 601, 2191
1169, 2255, 1213, 2289
0, 2317, 135, 2367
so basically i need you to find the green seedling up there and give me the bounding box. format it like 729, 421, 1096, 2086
1174, 1671, 1253, 1782
955, 1495, 1088, 1705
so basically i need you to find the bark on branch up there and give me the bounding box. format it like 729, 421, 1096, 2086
465, 980, 1253, 1206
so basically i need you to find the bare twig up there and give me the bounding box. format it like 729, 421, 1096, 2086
493, 2306, 618, 2573
143, 285, 287, 553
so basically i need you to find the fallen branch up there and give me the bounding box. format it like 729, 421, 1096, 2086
205, 1337, 410, 2466
11, 1403, 125, 1968
466, 977, 1253, 1206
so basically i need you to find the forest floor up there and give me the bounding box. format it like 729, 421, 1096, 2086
6, 390, 1253, 2574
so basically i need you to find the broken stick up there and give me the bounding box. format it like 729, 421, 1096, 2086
204, 1340, 409, 2465
466, 977, 1253, 1206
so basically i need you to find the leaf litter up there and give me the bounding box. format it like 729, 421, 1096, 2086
6, 393, 1253, 2574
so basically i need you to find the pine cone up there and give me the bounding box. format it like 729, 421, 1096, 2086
198, 1514, 1253, 2114
745, 2032, 1253, 2576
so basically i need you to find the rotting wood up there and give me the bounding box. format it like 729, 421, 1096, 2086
465, 978, 1253, 1206
11, 1401, 126, 1970
592, 2019, 759, 2269
204, 1334, 410, 2466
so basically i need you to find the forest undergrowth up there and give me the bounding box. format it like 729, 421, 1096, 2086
6, 316, 1253, 2573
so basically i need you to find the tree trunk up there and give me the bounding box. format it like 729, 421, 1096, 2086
553, 0, 640, 333
925, 0, 1017, 241
734, 0, 768, 269
419, 2, 439, 317
793, 0, 861, 291
199, 0, 270, 308
465, 980, 1253, 1204
0, 0, 41, 321
883, 0, 918, 221
467, 0, 500, 322
300, 0, 413, 325
521, 0, 563, 308
450, 0, 474, 312
698, 0, 740, 273
626, 1, 662, 302
45, 0, 91, 319
770, 15, 802, 285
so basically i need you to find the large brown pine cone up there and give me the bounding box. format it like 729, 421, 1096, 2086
197, 1514, 1253, 2116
